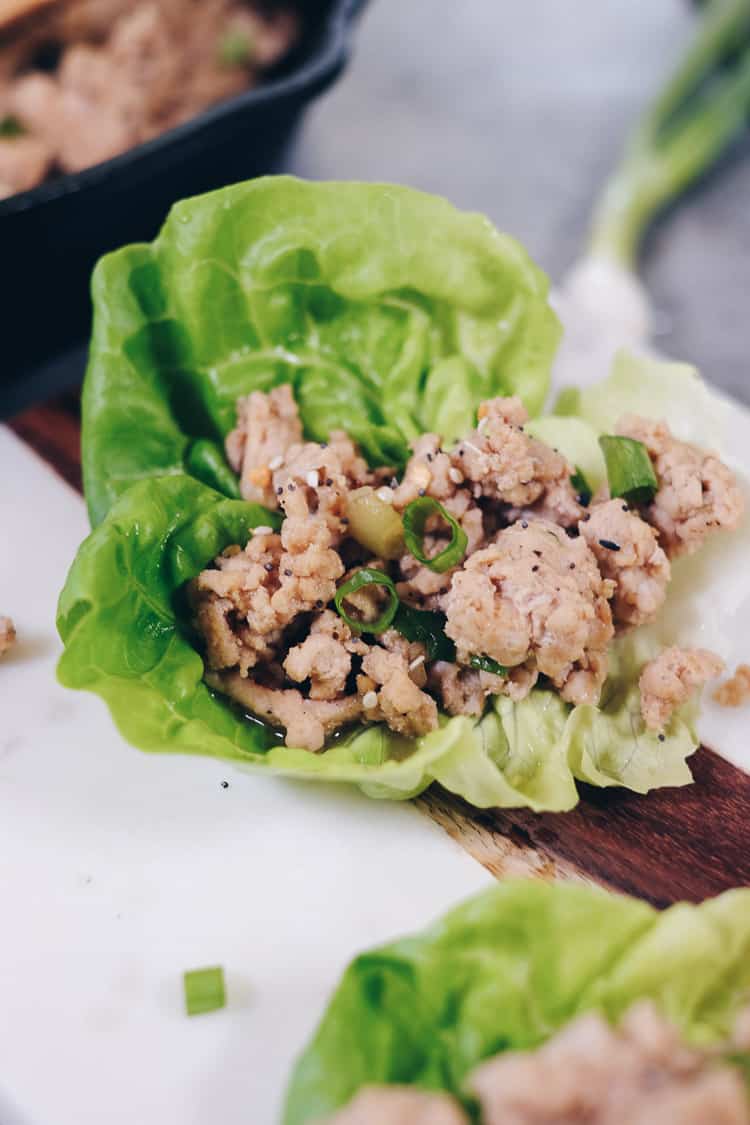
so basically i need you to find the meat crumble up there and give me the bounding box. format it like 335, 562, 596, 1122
327, 1003, 750, 1124
190, 386, 742, 750
0, 0, 299, 199
0, 615, 16, 657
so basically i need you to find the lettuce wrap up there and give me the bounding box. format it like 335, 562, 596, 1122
58, 178, 747, 809
283, 880, 750, 1123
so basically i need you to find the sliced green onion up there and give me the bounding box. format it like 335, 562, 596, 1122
184, 966, 226, 1016
570, 466, 592, 507
185, 438, 242, 499
217, 29, 254, 67
402, 497, 468, 574
334, 568, 399, 635
469, 654, 508, 676
393, 604, 456, 663
599, 435, 658, 505
0, 115, 24, 138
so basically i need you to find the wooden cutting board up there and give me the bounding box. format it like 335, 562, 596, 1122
12, 394, 750, 909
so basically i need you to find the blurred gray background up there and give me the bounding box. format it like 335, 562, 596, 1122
291, 0, 750, 401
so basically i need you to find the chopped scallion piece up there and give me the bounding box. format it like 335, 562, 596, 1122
0, 115, 24, 138
402, 497, 468, 573
184, 966, 226, 1016
599, 435, 658, 505
469, 654, 508, 676
393, 604, 456, 663
334, 568, 399, 635
570, 466, 592, 507
218, 29, 254, 67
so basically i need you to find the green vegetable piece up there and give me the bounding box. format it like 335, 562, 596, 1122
392, 604, 456, 663
599, 435, 658, 505
283, 881, 750, 1122
218, 29, 254, 67
402, 497, 468, 573
570, 465, 592, 506
185, 438, 241, 499
469, 654, 508, 676
345, 487, 404, 560
81, 177, 559, 527
0, 115, 24, 138
334, 568, 399, 635
184, 966, 225, 1016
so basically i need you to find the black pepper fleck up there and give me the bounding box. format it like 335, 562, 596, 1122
264, 563, 274, 572
341, 517, 350, 525
390, 476, 398, 489
418, 488, 426, 497
533, 549, 542, 557
276, 486, 283, 495
325, 478, 333, 487
426, 452, 434, 462
220, 780, 229, 789
320, 442, 328, 449
521, 520, 528, 529
622, 504, 629, 512
532, 564, 539, 572
658, 733, 666, 742
288, 482, 296, 491
569, 562, 576, 569
315, 599, 323, 609
598, 538, 621, 552
284, 568, 292, 577
582, 513, 591, 522
458, 449, 464, 456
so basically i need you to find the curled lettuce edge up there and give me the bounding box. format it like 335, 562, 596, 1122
81, 176, 560, 528
282, 880, 750, 1123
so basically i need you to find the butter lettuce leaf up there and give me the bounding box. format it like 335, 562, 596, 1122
283, 881, 750, 1123
82, 176, 559, 527
57, 474, 697, 808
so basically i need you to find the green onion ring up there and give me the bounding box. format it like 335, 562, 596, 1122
334, 568, 399, 635
599, 435, 658, 505
402, 497, 468, 573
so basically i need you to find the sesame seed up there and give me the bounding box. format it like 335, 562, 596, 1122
253, 525, 273, 536
582, 513, 591, 521
377, 487, 394, 503
288, 482, 296, 491
320, 441, 328, 449
658, 733, 666, 742
569, 562, 576, 570
409, 654, 426, 671
598, 538, 621, 551
448, 467, 464, 485
220, 780, 229, 789
426, 452, 434, 462
276, 486, 283, 496
315, 599, 323, 608
264, 562, 274, 572
521, 520, 528, 529
341, 517, 350, 525
532, 564, 539, 572
390, 476, 399, 489
363, 691, 378, 710
458, 449, 464, 457
418, 488, 426, 497
325, 478, 333, 487
269, 455, 284, 471
284, 568, 292, 577
306, 470, 319, 488
477, 417, 488, 433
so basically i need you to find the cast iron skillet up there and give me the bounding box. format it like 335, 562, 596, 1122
0, 0, 366, 412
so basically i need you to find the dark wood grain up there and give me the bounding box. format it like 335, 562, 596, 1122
418, 748, 750, 908
11, 395, 750, 906
9, 396, 82, 494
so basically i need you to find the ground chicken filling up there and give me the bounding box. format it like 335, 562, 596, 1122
0, 0, 298, 199
326, 1002, 750, 1124
188, 385, 743, 751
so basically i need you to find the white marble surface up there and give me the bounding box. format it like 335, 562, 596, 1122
0, 428, 492, 1125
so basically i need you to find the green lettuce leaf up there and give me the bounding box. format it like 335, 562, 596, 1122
57, 474, 697, 808
283, 881, 750, 1123
82, 176, 559, 527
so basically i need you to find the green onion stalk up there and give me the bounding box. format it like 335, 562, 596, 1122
552, 0, 750, 393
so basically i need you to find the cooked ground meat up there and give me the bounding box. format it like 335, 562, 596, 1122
640, 646, 724, 731
453, 397, 583, 527
469, 1002, 749, 1125
358, 645, 438, 738
617, 414, 744, 557
713, 664, 750, 708
444, 521, 614, 705
0, 615, 16, 657
284, 611, 366, 701
0, 0, 298, 198
192, 387, 743, 751
579, 498, 671, 627
226, 385, 303, 508
206, 670, 363, 752
327, 1086, 468, 1125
